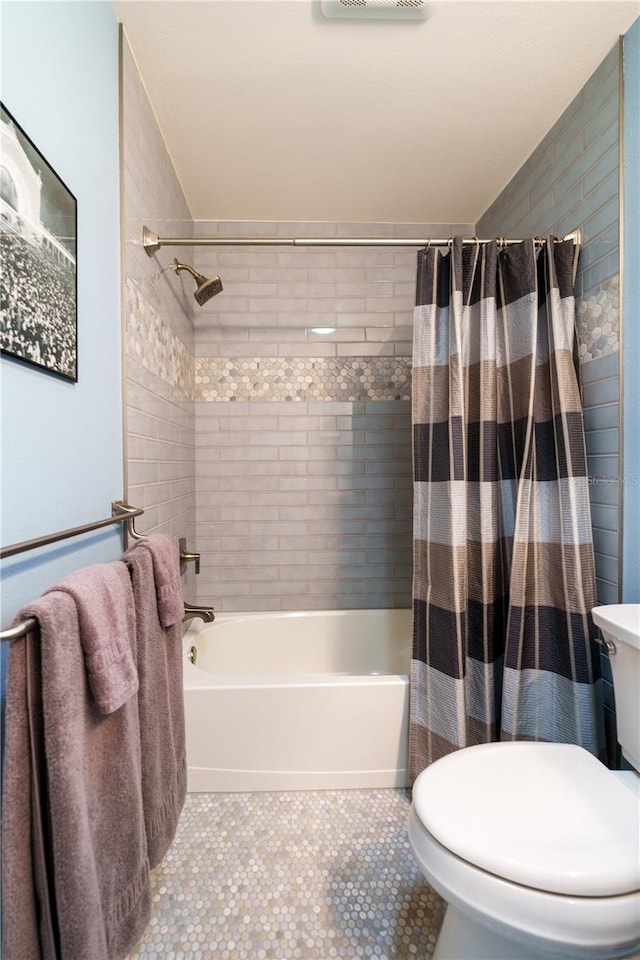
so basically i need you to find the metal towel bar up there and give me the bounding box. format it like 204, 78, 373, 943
0, 501, 143, 560
0, 501, 211, 642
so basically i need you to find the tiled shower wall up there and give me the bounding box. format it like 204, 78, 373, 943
122, 34, 622, 619
121, 32, 197, 594
192, 221, 472, 611
478, 42, 621, 607
120, 31, 474, 614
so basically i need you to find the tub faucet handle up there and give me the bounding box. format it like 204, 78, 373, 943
179, 537, 200, 575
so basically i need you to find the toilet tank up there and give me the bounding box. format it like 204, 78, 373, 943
592, 605, 640, 771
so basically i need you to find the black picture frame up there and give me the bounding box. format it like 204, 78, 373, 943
0, 103, 78, 382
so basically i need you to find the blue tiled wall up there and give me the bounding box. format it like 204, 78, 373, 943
476, 42, 623, 761
623, 19, 640, 603
477, 43, 621, 609
581, 352, 620, 606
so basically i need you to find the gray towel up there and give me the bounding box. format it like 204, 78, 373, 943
49, 562, 138, 715
124, 540, 186, 868
1, 589, 151, 960
132, 535, 184, 627
2, 623, 57, 960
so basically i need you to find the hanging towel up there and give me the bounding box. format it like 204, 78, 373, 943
1, 584, 151, 960
124, 537, 186, 868
135, 534, 184, 627
50, 561, 138, 714
2, 624, 57, 960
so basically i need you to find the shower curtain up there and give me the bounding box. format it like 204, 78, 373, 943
409, 237, 605, 780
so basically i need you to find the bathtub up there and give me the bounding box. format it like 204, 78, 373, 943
183, 608, 411, 792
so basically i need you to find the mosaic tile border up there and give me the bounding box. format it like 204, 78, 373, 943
126, 271, 615, 396
195, 357, 412, 402
577, 275, 619, 362
126, 278, 195, 398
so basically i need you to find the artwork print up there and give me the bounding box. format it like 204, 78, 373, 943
0, 104, 77, 381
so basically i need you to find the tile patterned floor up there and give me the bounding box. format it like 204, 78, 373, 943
129, 789, 445, 960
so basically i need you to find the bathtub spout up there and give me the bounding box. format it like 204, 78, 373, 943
183, 604, 215, 624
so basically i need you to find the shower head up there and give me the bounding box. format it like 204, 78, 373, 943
173, 259, 223, 306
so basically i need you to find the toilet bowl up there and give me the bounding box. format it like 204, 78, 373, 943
409, 742, 640, 959
408, 604, 640, 960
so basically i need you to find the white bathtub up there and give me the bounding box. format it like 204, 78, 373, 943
183, 608, 411, 792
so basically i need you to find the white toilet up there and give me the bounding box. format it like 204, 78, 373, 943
408, 604, 640, 960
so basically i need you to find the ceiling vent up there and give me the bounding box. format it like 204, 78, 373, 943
319, 0, 428, 21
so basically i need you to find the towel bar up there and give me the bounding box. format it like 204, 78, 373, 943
0, 500, 200, 572
0, 500, 208, 641
0, 501, 144, 561
2, 604, 216, 643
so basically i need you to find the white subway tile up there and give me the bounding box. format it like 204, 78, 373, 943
277, 343, 336, 357
336, 342, 395, 357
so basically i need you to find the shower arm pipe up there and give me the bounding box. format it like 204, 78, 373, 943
143, 226, 582, 253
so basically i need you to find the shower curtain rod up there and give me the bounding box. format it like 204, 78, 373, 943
142, 226, 582, 255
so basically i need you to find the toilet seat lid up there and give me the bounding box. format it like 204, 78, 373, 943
412, 742, 640, 896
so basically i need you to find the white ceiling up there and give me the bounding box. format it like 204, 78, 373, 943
113, 0, 639, 224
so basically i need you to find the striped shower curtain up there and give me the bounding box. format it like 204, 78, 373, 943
409, 237, 605, 780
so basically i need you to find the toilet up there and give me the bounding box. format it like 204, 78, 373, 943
408, 604, 640, 960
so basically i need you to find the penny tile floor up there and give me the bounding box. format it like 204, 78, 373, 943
129, 789, 445, 959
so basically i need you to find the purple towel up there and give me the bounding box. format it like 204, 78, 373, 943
48, 562, 138, 715
124, 541, 186, 868
1, 621, 55, 960
1, 592, 151, 960
130, 535, 184, 627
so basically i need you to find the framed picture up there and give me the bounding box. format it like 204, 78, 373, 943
0, 103, 77, 382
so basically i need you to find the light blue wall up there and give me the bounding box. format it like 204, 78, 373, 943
622, 18, 640, 602
0, 2, 122, 630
